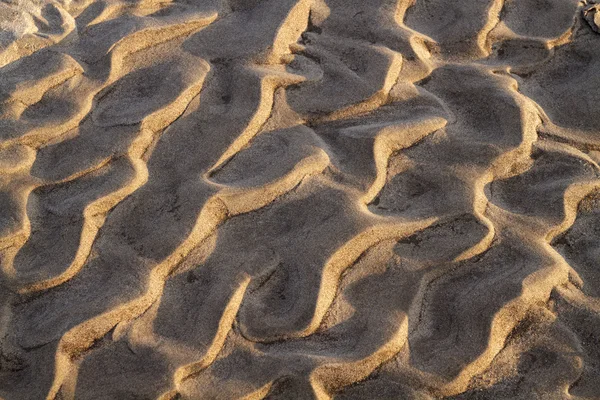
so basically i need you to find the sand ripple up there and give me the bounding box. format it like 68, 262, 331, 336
1, 0, 600, 398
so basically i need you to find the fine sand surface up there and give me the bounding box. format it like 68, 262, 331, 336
1, 0, 600, 398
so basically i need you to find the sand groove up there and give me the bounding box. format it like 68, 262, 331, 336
1, 0, 600, 399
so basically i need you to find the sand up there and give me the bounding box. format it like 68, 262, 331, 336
0, 0, 600, 398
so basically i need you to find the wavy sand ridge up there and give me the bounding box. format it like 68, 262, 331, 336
1, 0, 600, 398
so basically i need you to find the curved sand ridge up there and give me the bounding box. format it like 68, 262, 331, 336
1, 0, 600, 398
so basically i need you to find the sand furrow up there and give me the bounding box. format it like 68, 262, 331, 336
2, 0, 600, 398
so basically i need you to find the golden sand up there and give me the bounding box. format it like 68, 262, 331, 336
1, 0, 600, 398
